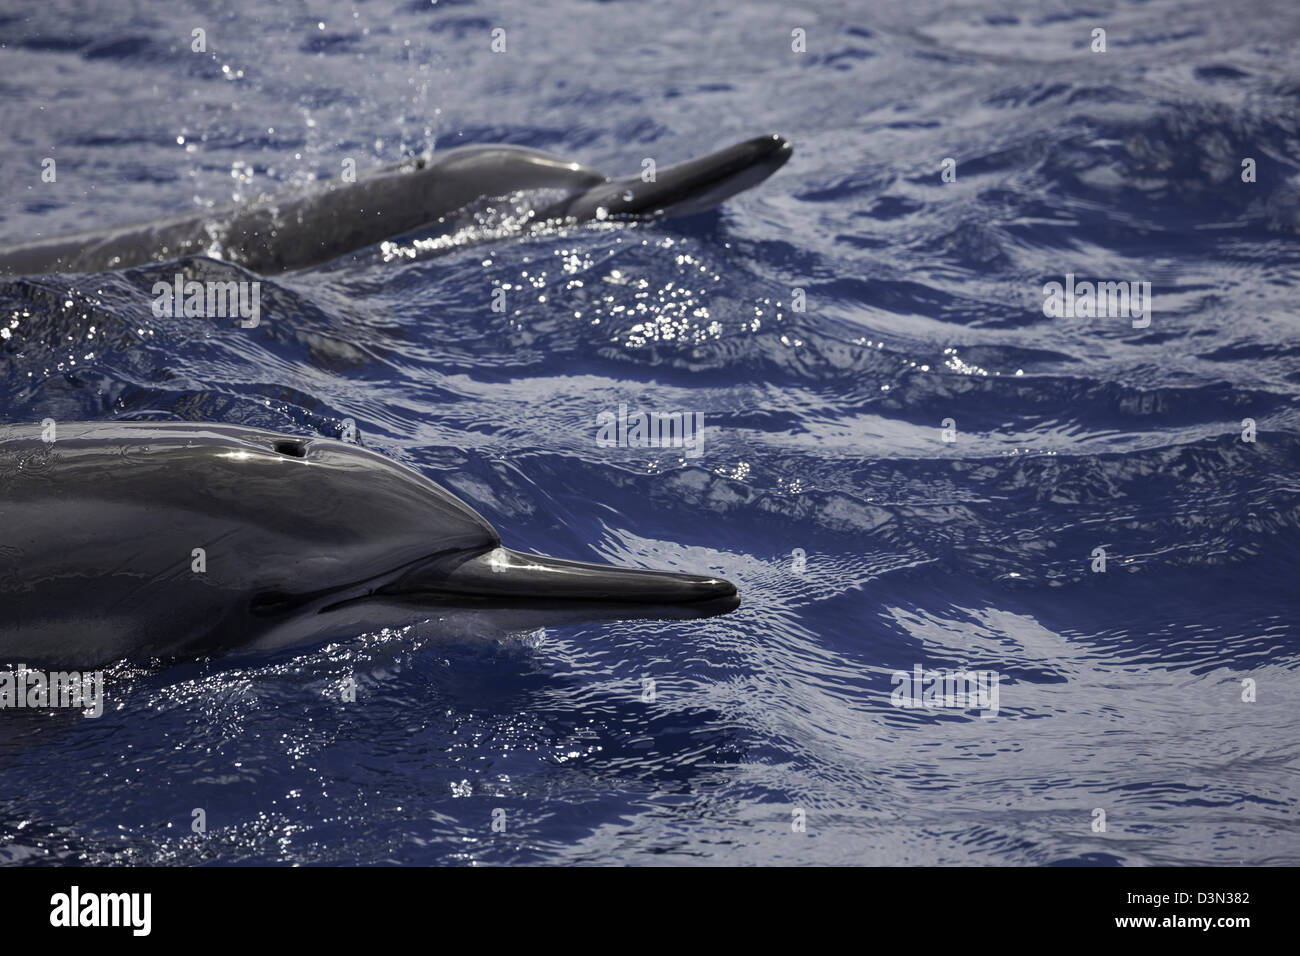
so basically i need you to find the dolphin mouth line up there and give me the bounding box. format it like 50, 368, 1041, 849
377, 546, 739, 608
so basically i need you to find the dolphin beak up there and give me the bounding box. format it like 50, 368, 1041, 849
558, 133, 794, 221
382, 547, 740, 616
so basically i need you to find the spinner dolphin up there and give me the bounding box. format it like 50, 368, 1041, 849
0, 422, 739, 667
0, 135, 793, 276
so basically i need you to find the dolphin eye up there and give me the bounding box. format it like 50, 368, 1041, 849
273, 440, 308, 459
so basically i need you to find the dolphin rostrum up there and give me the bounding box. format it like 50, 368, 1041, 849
0, 135, 793, 277
0, 422, 739, 667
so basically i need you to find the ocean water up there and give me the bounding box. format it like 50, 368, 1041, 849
1, 0, 1299, 866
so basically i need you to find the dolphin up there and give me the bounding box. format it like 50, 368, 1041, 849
0, 135, 793, 277
0, 421, 739, 667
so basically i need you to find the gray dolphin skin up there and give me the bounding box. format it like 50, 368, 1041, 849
0, 134, 793, 276
0, 422, 739, 667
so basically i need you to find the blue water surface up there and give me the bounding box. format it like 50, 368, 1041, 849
1, 0, 1299, 865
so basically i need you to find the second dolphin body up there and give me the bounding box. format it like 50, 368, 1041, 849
0, 135, 793, 276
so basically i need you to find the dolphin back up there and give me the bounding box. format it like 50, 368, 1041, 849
0, 422, 498, 665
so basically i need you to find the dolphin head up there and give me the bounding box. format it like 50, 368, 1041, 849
553, 133, 794, 222
159, 426, 739, 621
251, 432, 739, 620
6, 422, 736, 652
1, 422, 739, 664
